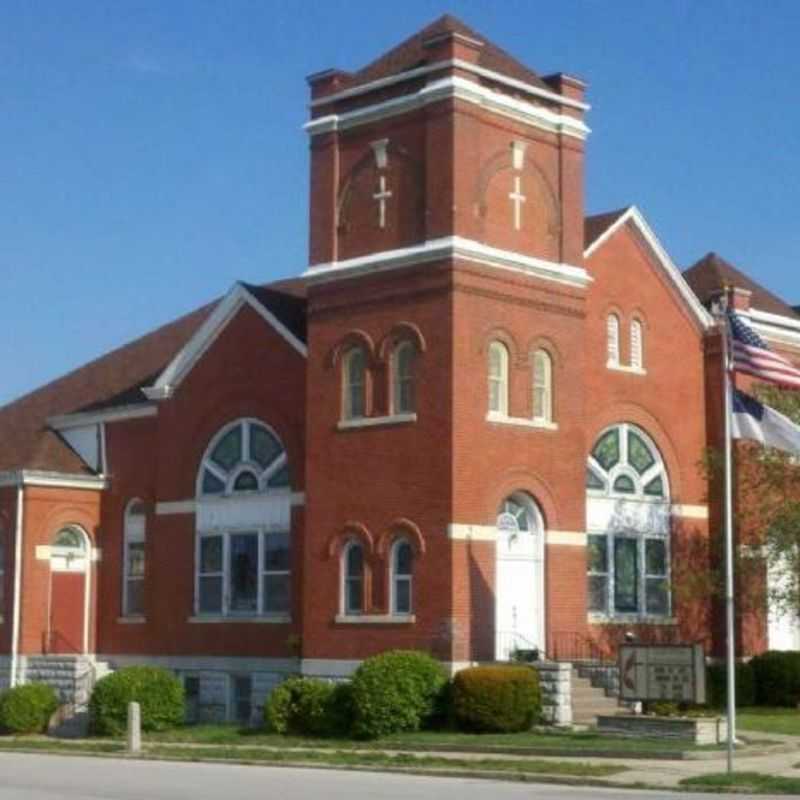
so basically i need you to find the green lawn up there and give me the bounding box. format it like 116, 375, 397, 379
737, 708, 800, 737
682, 771, 800, 794
141, 724, 708, 754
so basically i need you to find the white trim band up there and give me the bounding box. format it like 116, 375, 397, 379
546, 531, 588, 546
156, 492, 306, 516
305, 235, 591, 289
337, 413, 417, 430
672, 504, 709, 520
309, 58, 590, 112
334, 614, 415, 625
305, 75, 590, 141
0, 471, 107, 490
486, 412, 558, 431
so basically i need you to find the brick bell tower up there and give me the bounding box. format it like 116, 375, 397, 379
300, 16, 592, 670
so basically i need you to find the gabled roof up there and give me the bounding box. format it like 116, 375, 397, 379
683, 252, 799, 320
0, 277, 307, 473
583, 205, 713, 331
335, 14, 551, 92
584, 208, 629, 251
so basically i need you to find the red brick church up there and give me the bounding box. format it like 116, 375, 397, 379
1, 15, 798, 722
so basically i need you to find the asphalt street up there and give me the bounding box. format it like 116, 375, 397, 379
0, 753, 783, 800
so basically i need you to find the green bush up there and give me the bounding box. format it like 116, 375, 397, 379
0, 683, 59, 734
750, 651, 800, 707
453, 665, 541, 733
265, 677, 353, 737
707, 662, 756, 708
89, 666, 184, 736
350, 650, 448, 739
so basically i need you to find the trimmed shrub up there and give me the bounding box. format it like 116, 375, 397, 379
89, 666, 184, 736
707, 662, 756, 708
0, 683, 59, 734
350, 650, 448, 739
265, 677, 353, 737
453, 665, 541, 733
750, 651, 800, 707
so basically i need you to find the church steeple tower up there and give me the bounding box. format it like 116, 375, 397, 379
304, 15, 589, 276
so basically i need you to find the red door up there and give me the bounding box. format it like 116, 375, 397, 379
49, 572, 85, 654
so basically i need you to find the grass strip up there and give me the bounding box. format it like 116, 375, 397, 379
143, 724, 705, 753
738, 708, 800, 737
143, 745, 628, 777
0, 738, 626, 778
681, 771, 800, 794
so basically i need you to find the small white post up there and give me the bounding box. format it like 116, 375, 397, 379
127, 702, 141, 754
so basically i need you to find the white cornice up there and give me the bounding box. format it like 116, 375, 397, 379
144, 282, 307, 401
48, 403, 157, 431
309, 58, 590, 112
584, 206, 713, 331
305, 75, 590, 141
0, 470, 107, 490
304, 236, 592, 289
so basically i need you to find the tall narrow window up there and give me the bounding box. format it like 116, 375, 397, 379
123, 500, 146, 617
391, 539, 413, 615
631, 319, 644, 370
532, 349, 553, 423
392, 341, 415, 414
488, 341, 509, 416
343, 541, 364, 615
606, 314, 620, 366
343, 347, 367, 420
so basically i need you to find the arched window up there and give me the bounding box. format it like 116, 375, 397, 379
532, 350, 553, 423
631, 319, 644, 370
606, 314, 620, 366
198, 420, 288, 497
392, 341, 416, 415
123, 500, 146, 617
342, 347, 367, 420
342, 541, 364, 616
195, 419, 292, 619
586, 424, 670, 618
391, 539, 413, 615
488, 341, 509, 416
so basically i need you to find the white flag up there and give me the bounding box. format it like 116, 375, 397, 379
732, 390, 800, 456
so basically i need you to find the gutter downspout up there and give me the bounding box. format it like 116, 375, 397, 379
10, 482, 24, 688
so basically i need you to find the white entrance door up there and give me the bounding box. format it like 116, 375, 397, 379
495, 498, 544, 661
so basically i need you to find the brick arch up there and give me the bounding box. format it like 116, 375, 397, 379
526, 335, 563, 367
327, 329, 377, 368
479, 325, 520, 364
377, 322, 427, 362
484, 467, 561, 533
39, 505, 99, 546
376, 517, 426, 558
586, 405, 684, 500
325, 521, 374, 559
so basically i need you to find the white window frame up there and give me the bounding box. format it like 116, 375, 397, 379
532, 349, 553, 423
606, 314, 620, 367
341, 540, 365, 616
391, 340, 416, 415
342, 347, 367, 420
194, 528, 290, 618
488, 341, 509, 416
630, 319, 644, 370
586, 423, 672, 621
122, 499, 146, 618
390, 538, 413, 616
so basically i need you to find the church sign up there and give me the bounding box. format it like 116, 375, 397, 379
618, 644, 706, 704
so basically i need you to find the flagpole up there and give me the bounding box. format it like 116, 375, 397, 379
721, 306, 737, 774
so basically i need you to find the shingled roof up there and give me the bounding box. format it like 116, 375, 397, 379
336, 14, 552, 92
683, 253, 799, 319
0, 278, 307, 474
584, 208, 630, 251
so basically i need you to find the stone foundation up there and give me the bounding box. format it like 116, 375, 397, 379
531, 661, 572, 726
598, 713, 728, 745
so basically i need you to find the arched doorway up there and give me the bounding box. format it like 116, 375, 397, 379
48, 526, 91, 654
495, 493, 545, 661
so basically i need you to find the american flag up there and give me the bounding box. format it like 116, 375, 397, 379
728, 311, 800, 390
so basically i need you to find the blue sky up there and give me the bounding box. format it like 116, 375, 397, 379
1, 1, 798, 406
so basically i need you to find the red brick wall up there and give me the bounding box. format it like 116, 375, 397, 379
0, 487, 17, 655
